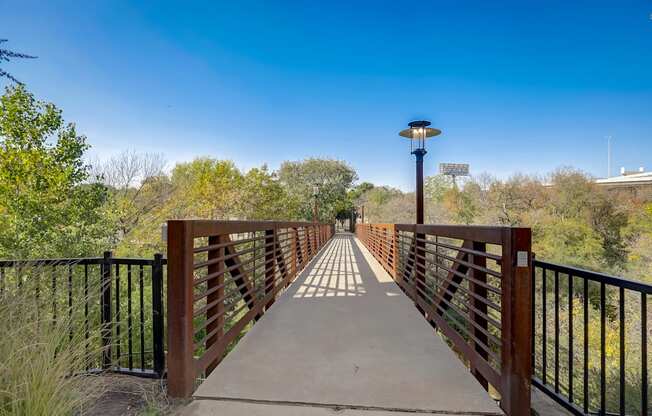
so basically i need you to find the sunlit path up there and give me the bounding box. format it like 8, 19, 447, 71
182, 233, 502, 415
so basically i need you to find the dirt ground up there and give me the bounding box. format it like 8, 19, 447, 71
82, 374, 185, 416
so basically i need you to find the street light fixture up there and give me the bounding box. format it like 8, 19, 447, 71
312, 184, 320, 223
399, 120, 442, 224
399, 120, 442, 318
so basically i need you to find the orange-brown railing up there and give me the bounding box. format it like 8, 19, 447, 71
356, 223, 532, 416
166, 220, 333, 397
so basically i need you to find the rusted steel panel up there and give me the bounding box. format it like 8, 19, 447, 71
205, 235, 224, 375
166, 220, 196, 398
500, 227, 532, 416
470, 241, 489, 390
432, 240, 472, 316
223, 238, 255, 310
396, 224, 505, 245
357, 223, 532, 416
166, 220, 334, 399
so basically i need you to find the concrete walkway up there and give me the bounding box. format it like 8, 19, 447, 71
181, 233, 503, 416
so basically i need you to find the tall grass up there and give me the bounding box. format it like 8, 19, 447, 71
0, 263, 106, 416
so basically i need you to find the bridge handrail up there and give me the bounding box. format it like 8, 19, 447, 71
166, 220, 334, 397
356, 222, 532, 416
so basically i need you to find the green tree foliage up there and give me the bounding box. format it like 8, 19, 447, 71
240, 166, 299, 220
0, 85, 110, 258
278, 158, 357, 222
357, 167, 647, 282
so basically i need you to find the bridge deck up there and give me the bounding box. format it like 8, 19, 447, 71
182, 233, 503, 415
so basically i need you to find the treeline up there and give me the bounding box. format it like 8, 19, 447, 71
0, 85, 358, 259
2, 84, 651, 286
354, 172, 652, 284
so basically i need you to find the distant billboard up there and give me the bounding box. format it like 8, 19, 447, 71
439, 163, 470, 177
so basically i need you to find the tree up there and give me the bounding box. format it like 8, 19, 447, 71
92, 151, 170, 247
167, 158, 243, 220
0, 40, 36, 84
0, 85, 110, 257
240, 166, 297, 220
425, 174, 454, 203
278, 158, 357, 222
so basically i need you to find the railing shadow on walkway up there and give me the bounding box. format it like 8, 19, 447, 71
288, 233, 399, 300
190, 231, 503, 416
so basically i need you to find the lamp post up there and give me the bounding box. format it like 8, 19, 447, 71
312, 185, 319, 223
399, 120, 442, 224
399, 120, 441, 317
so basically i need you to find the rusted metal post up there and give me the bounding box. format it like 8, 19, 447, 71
470, 242, 488, 390
500, 228, 532, 415
264, 228, 276, 310
166, 220, 195, 398
205, 235, 224, 374
292, 228, 298, 277
391, 225, 399, 279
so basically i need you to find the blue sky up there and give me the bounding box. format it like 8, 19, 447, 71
2, 1, 651, 190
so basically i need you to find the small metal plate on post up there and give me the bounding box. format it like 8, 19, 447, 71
517, 251, 528, 267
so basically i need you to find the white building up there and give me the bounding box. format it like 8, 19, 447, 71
595, 167, 652, 196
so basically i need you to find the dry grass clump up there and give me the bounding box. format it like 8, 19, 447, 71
0, 266, 105, 416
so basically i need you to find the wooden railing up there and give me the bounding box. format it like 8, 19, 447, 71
356, 223, 532, 416
166, 220, 334, 397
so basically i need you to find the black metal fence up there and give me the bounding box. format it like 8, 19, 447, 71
532, 259, 650, 415
0, 252, 166, 378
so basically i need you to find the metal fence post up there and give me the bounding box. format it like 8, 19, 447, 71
470, 241, 489, 390
166, 220, 195, 398
392, 225, 399, 279
264, 228, 276, 310
100, 251, 113, 369
152, 253, 165, 377
500, 227, 532, 415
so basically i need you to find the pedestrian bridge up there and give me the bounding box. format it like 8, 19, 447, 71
166, 221, 532, 416
183, 233, 501, 415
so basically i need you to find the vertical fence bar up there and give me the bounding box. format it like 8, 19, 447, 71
470, 241, 489, 390
532, 259, 536, 380
152, 253, 165, 377
139, 265, 145, 371
542, 268, 547, 385
127, 264, 133, 370
600, 282, 606, 414
554, 270, 559, 393
84, 264, 89, 370
642, 294, 648, 416
166, 221, 194, 397
568, 273, 574, 403
265, 228, 276, 310
52, 265, 57, 325
115, 264, 121, 368
205, 236, 224, 375
101, 251, 112, 369
68, 265, 73, 342
392, 225, 399, 278
292, 228, 298, 277
583, 278, 589, 414
619, 286, 625, 416
414, 226, 426, 315
500, 227, 532, 416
